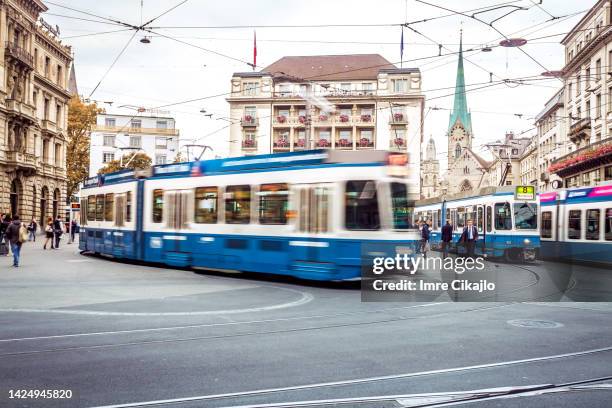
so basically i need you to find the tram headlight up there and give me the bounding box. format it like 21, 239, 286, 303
523, 238, 531, 245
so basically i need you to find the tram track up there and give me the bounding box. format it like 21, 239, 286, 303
0, 302, 516, 357
85, 347, 612, 408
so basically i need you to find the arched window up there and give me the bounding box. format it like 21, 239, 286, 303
40, 186, 48, 225
10, 179, 22, 216
455, 143, 462, 158
32, 186, 37, 220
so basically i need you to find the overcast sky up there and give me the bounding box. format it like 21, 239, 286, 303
46, 0, 589, 167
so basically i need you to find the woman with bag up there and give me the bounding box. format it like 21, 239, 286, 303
43, 218, 54, 250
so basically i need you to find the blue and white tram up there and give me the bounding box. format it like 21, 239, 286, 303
415, 186, 540, 261
79, 150, 420, 281
539, 183, 612, 265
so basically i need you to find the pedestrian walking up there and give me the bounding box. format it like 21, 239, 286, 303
0, 214, 11, 256
53, 216, 63, 249
459, 219, 478, 259
4, 215, 27, 267
420, 220, 430, 258
70, 219, 78, 243
43, 217, 54, 250
441, 220, 453, 258
27, 218, 38, 241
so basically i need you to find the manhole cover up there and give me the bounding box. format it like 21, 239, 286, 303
507, 319, 564, 329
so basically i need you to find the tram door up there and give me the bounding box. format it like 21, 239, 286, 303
163, 190, 193, 266
292, 184, 333, 270
112, 194, 126, 257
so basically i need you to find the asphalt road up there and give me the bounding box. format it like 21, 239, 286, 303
0, 240, 611, 407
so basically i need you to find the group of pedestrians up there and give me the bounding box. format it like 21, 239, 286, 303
419, 218, 479, 259
1, 213, 77, 266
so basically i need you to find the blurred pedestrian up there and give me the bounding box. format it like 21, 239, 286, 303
53, 216, 63, 249
28, 218, 37, 241
5, 215, 27, 267
441, 220, 453, 258
459, 219, 478, 259
420, 220, 430, 258
43, 217, 54, 250
70, 219, 78, 243
0, 213, 9, 256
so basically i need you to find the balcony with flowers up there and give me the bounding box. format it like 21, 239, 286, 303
241, 137, 257, 150
357, 131, 374, 149
548, 137, 612, 177
390, 112, 408, 124
315, 131, 332, 149
390, 136, 406, 150
335, 131, 353, 150
241, 115, 258, 127
272, 130, 290, 152
294, 135, 306, 150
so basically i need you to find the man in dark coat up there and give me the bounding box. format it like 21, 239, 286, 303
5, 215, 23, 267
459, 219, 478, 259
53, 216, 63, 249
441, 220, 453, 258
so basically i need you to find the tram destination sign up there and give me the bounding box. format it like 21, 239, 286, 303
515, 185, 535, 201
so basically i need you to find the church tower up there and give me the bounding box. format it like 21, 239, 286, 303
421, 137, 440, 199
447, 30, 473, 171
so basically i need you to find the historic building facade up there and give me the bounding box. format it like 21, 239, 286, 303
550, 0, 612, 188
420, 137, 440, 199
227, 54, 425, 163
0, 0, 72, 224
444, 35, 492, 195
534, 89, 567, 191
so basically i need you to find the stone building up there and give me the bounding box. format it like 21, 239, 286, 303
0, 0, 72, 223
420, 137, 440, 199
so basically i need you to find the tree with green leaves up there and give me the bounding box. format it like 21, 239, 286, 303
66, 96, 103, 199
98, 152, 152, 175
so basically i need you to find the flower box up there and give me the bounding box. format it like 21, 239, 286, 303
339, 114, 349, 122
548, 142, 612, 173
393, 113, 404, 121
338, 138, 350, 147
319, 114, 328, 121
317, 139, 330, 147
242, 139, 255, 148
296, 139, 305, 147
361, 114, 372, 122
359, 138, 372, 147
276, 115, 287, 123
394, 138, 404, 147
298, 115, 306, 123
244, 115, 253, 122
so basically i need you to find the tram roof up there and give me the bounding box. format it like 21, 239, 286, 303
82, 149, 403, 189
417, 186, 519, 206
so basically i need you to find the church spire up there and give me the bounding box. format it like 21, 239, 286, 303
448, 30, 472, 134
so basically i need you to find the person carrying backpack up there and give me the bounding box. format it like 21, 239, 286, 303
5, 215, 27, 267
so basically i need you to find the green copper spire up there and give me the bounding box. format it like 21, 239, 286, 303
448, 30, 472, 134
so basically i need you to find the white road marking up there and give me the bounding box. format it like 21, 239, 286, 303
66, 259, 93, 263
86, 346, 612, 408
0, 303, 443, 343
0, 287, 313, 316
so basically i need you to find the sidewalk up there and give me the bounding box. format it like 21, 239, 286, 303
0, 235, 80, 269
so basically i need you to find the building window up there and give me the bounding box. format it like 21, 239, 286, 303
56, 104, 62, 124
44, 56, 50, 77
130, 119, 141, 129
596, 95, 602, 118
57, 65, 62, 86
606, 209, 612, 241
155, 137, 167, 149
596, 59, 602, 81
225, 185, 251, 224
605, 166, 612, 180
576, 74, 581, 95
244, 106, 257, 118
105, 118, 116, 127
362, 83, 374, 94
156, 120, 167, 129
242, 82, 258, 96
102, 152, 115, 163
455, 143, 461, 158
340, 83, 351, 93
54, 143, 61, 166
278, 84, 291, 97
43, 98, 49, 120
103, 134, 115, 147
129, 135, 141, 148
259, 183, 289, 225
155, 155, 166, 165
392, 79, 408, 93
194, 187, 218, 223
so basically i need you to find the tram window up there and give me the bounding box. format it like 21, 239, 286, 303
195, 187, 218, 224
152, 189, 163, 223
346, 180, 380, 230
605, 209, 612, 241
477, 207, 483, 232
494, 202, 512, 230
126, 192, 132, 223
456, 208, 465, 229
541, 211, 552, 238
87, 195, 96, 221
445, 209, 450, 227
568, 210, 582, 240
259, 183, 288, 225
486, 206, 492, 232
225, 185, 251, 224
95, 194, 104, 221
437, 209, 441, 229
104, 193, 114, 222
514, 203, 537, 229
586, 209, 601, 240
80, 199, 87, 225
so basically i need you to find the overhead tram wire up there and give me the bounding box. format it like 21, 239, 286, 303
527, 0, 557, 20
45, 1, 140, 30
62, 28, 135, 40
45, 13, 129, 27
415, 0, 557, 79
